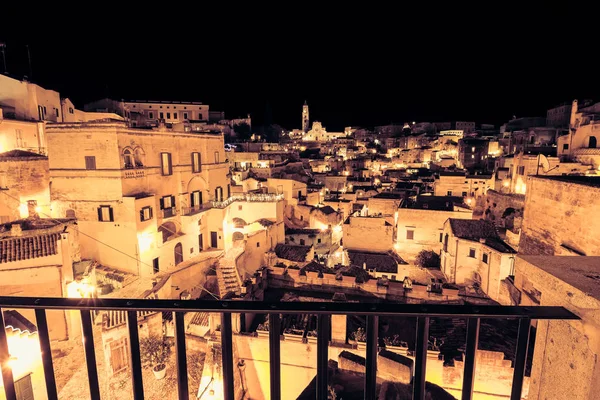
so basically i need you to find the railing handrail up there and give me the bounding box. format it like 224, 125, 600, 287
0, 296, 579, 319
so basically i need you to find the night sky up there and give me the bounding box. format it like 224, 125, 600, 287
1, 6, 596, 131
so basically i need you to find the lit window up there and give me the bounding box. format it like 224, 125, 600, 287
161, 152, 173, 176
472, 147, 475, 152
98, 205, 114, 222
190, 191, 202, 207
471, 155, 475, 159
192, 152, 201, 172
85, 156, 96, 170
140, 206, 153, 221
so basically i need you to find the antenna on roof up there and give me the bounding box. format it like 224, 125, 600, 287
26, 45, 32, 79
0, 42, 7, 73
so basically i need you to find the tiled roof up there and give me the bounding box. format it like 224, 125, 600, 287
3, 310, 37, 334
301, 261, 332, 274
316, 206, 337, 215
0, 233, 61, 263
286, 227, 321, 235
484, 237, 517, 254
190, 312, 210, 327
348, 250, 405, 273
275, 244, 311, 262
449, 219, 498, 240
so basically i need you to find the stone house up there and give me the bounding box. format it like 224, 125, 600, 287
440, 219, 516, 302
343, 216, 394, 253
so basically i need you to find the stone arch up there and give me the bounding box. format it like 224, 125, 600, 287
232, 232, 244, 242
232, 217, 247, 229
158, 221, 178, 243
186, 175, 208, 193
122, 147, 135, 168
174, 242, 183, 265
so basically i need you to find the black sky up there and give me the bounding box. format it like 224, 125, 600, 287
1, 5, 597, 131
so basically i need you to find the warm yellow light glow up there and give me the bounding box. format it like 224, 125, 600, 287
18, 203, 28, 218
67, 280, 95, 298
35, 206, 42, 213
503, 181, 510, 188
333, 225, 342, 234
4, 332, 41, 380
467, 198, 472, 204
344, 171, 349, 176
138, 232, 154, 254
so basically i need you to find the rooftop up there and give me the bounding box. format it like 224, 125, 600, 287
274, 244, 312, 262
532, 175, 600, 188
0, 150, 47, 159
449, 218, 499, 240
519, 256, 600, 300
285, 227, 322, 235
348, 250, 406, 273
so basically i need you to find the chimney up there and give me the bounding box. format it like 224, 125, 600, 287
10, 223, 22, 237
479, 238, 486, 244
570, 99, 579, 128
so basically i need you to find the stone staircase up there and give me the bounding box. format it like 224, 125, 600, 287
216, 243, 245, 298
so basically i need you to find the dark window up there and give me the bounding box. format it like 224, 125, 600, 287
184, 112, 188, 119
439, 233, 443, 243
190, 191, 202, 207
161, 152, 173, 175
300, 239, 305, 245
482, 253, 489, 264
517, 166, 525, 175
317, 238, 322, 244
198, 113, 203, 120
149, 112, 154, 119
98, 205, 114, 222
159, 112, 164, 119
85, 156, 96, 170
173, 112, 177, 120
160, 195, 175, 209
469, 248, 476, 258
590, 136, 597, 149
69, 107, 74, 114
462, 191, 467, 197
563, 144, 569, 150
443, 234, 448, 252
447, 190, 452, 196
256, 242, 260, 248
167, 112, 171, 119
215, 187, 223, 202
140, 206, 153, 221
191, 152, 201, 172
406, 230, 414, 240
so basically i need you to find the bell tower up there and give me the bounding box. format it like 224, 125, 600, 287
302, 101, 309, 133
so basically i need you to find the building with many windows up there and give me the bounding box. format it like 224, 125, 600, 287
45, 121, 286, 277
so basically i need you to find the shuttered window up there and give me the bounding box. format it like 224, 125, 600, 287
161, 152, 172, 176
85, 156, 96, 170
97, 205, 114, 222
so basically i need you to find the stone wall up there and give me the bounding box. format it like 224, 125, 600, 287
519, 177, 600, 255
0, 157, 49, 222
378, 349, 413, 383
482, 190, 525, 231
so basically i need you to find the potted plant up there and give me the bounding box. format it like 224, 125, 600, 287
140, 335, 171, 379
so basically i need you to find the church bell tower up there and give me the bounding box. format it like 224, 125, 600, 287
302, 101, 309, 133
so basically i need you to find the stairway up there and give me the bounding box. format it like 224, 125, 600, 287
216, 243, 245, 298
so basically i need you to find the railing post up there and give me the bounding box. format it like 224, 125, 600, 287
174, 312, 189, 400
461, 317, 480, 400
317, 314, 330, 400
365, 315, 379, 400
126, 310, 144, 400
269, 313, 281, 400
35, 309, 58, 400
221, 312, 235, 400
413, 316, 429, 400
80, 310, 101, 400
511, 318, 531, 400
0, 308, 16, 400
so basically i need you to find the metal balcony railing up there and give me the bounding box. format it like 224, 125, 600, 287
162, 207, 177, 218
0, 297, 578, 400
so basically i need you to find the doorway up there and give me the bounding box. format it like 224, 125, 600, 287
174, 243, 183, 265
153, 258, 159, 274
210, 231, 218, 248
199, 234, 203, 251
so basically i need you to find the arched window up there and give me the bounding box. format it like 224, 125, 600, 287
123, 149, 134, 169
134, 147, 145, 167
590, 136, 597, 149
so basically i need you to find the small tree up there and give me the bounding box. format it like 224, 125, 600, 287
415, 250, 441, 269
140, 335, 171, 371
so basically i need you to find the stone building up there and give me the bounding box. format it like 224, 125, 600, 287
440, 219, 516, 301
433, 171, 492, 199
510, 256, 600, 400
458, 138, 489, 170
396, 197, 472, 260
0, 110, 46, 155
0, 74, 62, 122
343, 216, 394, 253
0, 218, 80, 340
45, 121, 284, 277
519, 176, 600, 256
557, 99, 600, 168
284, 227, 333, 257
0, 150, 50, 223
546, 102, 571, 128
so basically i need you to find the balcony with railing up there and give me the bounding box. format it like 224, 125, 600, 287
161, 207, 177, 218
182, 193, 284, 216
0, 297, 577, 400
